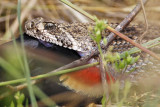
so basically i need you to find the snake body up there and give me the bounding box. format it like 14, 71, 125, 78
25, 17, 160, 97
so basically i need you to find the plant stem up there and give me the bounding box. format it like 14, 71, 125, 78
17, 0, 37, 106
60, 0, 94, 21
0, 62, 98, 86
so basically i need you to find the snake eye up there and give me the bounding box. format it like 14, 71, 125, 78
44, 22, 56, 30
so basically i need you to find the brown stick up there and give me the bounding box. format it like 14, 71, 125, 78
104, 0, 148, 46
107, 26, 160, 60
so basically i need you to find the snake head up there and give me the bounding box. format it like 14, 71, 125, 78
25, 17, 58, 40
25, 17, 95, 53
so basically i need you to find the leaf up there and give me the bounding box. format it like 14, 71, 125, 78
119, 60, 126, 69
10, 101, 15, 107
103, 38, 107, 46
101, 94, 107, 107
130, 55, 140, 64
126, 55, 132, 65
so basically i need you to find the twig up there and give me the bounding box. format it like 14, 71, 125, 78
0, 80, 39, 100
107, 26, 160, 60
104, 0, 148, 46
50, 53, 95, 72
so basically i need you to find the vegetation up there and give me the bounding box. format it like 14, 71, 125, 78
0, 0, 160, 106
